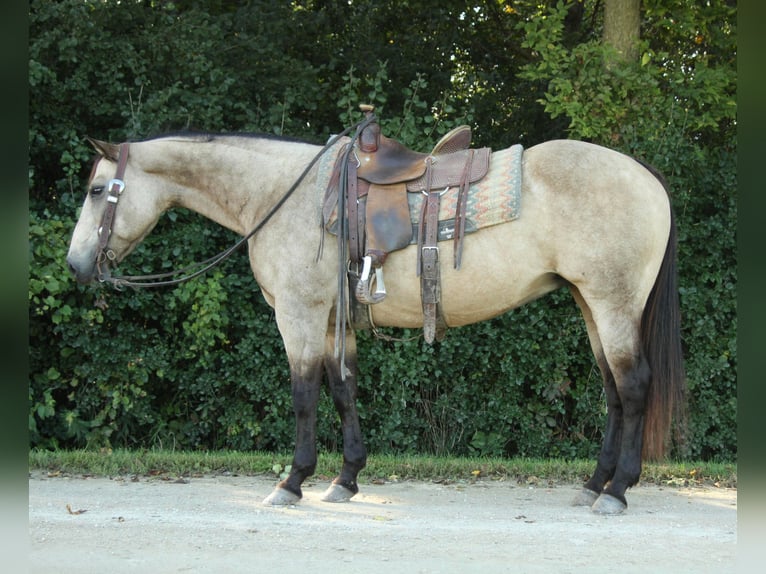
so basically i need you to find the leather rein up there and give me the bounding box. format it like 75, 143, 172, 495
95, 118, 374, 289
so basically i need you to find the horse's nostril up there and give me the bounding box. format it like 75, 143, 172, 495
66, 256, 81, 277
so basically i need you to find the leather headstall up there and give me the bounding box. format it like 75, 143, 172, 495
96, 142, 130, 279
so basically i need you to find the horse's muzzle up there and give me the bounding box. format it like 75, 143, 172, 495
66, 254, 99, 285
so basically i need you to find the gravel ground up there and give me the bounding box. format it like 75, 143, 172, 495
28, 472, 737, 573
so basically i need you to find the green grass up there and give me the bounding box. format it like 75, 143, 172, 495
28, 448, 737, 488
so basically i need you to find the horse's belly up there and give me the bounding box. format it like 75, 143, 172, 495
370, 272, 561, 328
367, 223, 561, 329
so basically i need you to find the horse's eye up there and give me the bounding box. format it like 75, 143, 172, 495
90, 186, 105, 197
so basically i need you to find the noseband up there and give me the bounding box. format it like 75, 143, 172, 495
96, 142, 130, 281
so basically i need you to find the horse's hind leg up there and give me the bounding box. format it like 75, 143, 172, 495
573, 368, 624, 508
321, 328, 367, 502
570, 287, 650, 514
593, 349, 651, 514
569, 287, 620, 506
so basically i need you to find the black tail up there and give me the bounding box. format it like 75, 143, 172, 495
638, 164, 687, 460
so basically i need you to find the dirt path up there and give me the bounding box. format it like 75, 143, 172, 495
28, 472, 736, 573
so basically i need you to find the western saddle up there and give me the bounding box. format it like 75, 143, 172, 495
323, 105, 491, 343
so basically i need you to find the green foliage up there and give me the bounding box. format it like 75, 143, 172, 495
28, 0, 736, 462
518, 1, 736, 150
352, 291, 604, 459
339, 63, 473, 149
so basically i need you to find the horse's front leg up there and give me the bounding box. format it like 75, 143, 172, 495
321, 328, 367, 502
262, 359, 323, 506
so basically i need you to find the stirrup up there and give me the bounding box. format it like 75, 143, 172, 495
355, 256, 386, 304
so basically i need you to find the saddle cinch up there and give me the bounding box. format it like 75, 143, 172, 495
322, 105, 492, 343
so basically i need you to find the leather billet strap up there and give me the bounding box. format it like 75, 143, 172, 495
418, 157, 448, 344
97, 143, 130, 254
453, 149, 475, 269
345, 154, 363, 265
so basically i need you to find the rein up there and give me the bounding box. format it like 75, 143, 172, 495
97, 117, 375, 289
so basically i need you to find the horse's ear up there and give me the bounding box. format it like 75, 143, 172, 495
86, 137, 120, 161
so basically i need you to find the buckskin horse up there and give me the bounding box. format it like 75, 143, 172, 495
66, 116, 685, 515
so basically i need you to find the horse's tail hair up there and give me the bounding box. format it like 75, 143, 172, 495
639, 165, 687, 461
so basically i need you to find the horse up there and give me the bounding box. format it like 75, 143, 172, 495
66, 129, 685, 515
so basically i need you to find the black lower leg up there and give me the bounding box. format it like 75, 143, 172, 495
603, 358, 651, 504
325, 339, 367, 494
279, 363, 323, 498
602, 414, 645, 505
584, 376, 622, 495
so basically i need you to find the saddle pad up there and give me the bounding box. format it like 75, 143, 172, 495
318, 137, 523, 243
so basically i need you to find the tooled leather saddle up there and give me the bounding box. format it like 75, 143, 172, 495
322, 105, 492, 343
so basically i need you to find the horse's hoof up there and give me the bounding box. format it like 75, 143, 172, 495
320, 483, 356, 503
262, 487, 301, 506
571, 488, 600, 507
591, 493, 627, 515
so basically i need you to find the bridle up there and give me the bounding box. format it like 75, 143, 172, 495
95, 142, 129, 280
94, 116, 376, 289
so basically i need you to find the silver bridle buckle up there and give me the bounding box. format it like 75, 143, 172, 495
107, 178, 125, 195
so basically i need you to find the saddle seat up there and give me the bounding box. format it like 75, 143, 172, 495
355, 136, 427, 185
355, 123, 473, 186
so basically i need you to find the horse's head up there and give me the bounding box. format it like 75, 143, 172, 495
66, 138, 165, 284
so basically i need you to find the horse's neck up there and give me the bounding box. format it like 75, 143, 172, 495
139, 137, 318, 236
